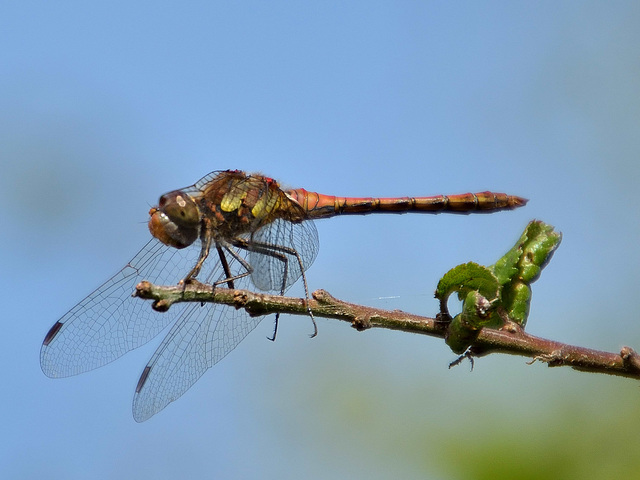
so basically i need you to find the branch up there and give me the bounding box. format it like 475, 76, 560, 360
134, 280, 640, 381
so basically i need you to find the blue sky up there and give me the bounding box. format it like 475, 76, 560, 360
3, 2, 640, 479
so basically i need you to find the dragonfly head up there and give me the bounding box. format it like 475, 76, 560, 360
148, 190, 200, 249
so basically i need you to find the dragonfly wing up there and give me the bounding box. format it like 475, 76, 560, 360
248, 219, 319, 292
40, 239, 205, 378
132, 260, 264, 422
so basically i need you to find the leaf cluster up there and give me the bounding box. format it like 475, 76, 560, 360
435, 221, 562, 354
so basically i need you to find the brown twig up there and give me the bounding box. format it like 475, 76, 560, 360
134, 280, 640, 380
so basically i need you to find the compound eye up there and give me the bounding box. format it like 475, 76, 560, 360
159, 191, 200, 227
148, 208, 198, 249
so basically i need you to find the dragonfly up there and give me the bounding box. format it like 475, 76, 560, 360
40, 169, 526, 422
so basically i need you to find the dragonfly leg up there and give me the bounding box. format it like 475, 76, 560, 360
212, 244, 255, 287
215, 244, 235, 289
184, 234, 213, 282
232, 240, 287, 341
243, 240, 318, 339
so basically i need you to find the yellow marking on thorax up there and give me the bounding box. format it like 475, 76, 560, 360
252, 191, 281, 219
220, 190, 247, 212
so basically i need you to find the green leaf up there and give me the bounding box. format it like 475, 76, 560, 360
501, 282, 532, 326
446, 290, 496, 354
491, 220, 562, 326
491, 231, 526, 286
518, 222, 562, 283
436, 220, 562, 354
436, 263, 500, 353
435, 262, 499, 313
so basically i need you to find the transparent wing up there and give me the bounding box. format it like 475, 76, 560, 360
40, 239, 205, 378
131, 246, 264, 422
43, 216, 319, 421
248, 218, 319, 292
132, 219, 319, 422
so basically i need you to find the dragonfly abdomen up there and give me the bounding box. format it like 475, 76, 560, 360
287, 188, 527, 219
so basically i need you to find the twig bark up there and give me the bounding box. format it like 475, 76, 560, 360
134, 280, 640, 380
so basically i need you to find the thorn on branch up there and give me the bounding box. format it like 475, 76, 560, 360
620, 346, 640, 372
152, 299, 171, 312
351, 315, 372, 331
232, 290, 249, 309
312, 289, 333, 303
500, 319, 522, 334
529, 348, 567, 367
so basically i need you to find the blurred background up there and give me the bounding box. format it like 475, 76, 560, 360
2, 2, 640, 478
